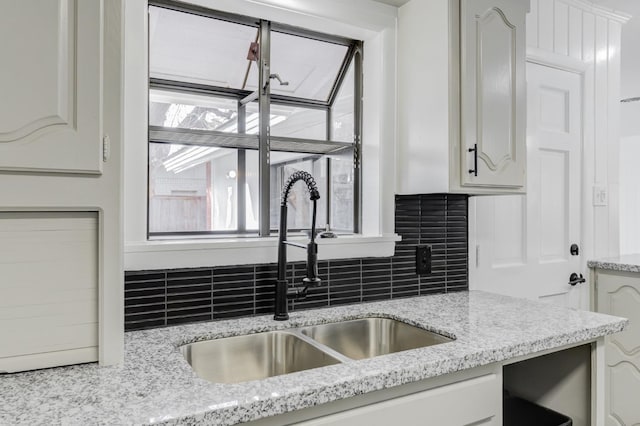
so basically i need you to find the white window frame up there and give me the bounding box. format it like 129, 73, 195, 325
124, 0, 399, 270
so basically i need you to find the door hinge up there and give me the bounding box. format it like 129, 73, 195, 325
353, 141, 361, 169
102, 135, 111, 162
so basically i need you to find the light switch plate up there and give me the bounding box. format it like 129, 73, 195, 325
593, 186, 608, 206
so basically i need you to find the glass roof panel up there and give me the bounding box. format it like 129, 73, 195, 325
331, 60, 355, 142
245, 31, 350, 101
149, 89, 239, 132
149, 6, 258, 89
270, 105, 326, 139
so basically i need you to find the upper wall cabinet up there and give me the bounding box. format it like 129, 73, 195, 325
397, 0, 528, 195
0, 1, 103, 174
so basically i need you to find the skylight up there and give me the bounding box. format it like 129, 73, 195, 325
149, 6, 351, 102
149, 6, 259, 89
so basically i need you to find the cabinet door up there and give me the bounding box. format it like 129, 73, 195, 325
460, 0, 527, 188
596, 271, 640, 425
0, 212, 99, 373
0, 0, 103, 174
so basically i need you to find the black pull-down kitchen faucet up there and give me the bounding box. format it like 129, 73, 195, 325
274, 170, 321, 321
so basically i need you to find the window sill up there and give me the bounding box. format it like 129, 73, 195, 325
124, 234, 401, 271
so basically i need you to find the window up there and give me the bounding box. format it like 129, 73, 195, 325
147, 2, 362, 238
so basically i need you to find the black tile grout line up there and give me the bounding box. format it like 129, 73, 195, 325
215, 268, 218, 320
359, 259, 363, 302
252, 265, 256, 315
444, 194, 448, 292
327, 260, 331, 305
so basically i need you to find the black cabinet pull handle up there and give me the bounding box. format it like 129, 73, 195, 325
568, 273, 586, 286
468, 143, 478, 176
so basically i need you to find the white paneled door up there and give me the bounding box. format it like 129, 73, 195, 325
473, 63, 585, 308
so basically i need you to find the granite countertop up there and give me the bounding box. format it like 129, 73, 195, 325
588, 254, 640, 272
0, 291, 627, 426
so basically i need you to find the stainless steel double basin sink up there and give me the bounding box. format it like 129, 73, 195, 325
180, 318, 453, 384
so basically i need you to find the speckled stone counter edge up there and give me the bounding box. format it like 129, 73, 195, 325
0, 291, 628, 426
588, 260, 640, 273
588, 255, 640, 273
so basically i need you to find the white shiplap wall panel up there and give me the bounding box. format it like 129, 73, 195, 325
554, 1, 570, 55
594, 15, 611, 258
0, 212, 98, 371
607, 20, 622, 256
538, 0, 556, 50
582, 11, 596, 63
594, 15, 609, 184
568, 6, 583, 60
581, 10, 597, 274
527, 0, 540, 48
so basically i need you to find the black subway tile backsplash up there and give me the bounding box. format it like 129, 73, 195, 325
124, 194, 469, 331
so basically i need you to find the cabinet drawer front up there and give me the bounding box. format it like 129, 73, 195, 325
298, 373, 500, 426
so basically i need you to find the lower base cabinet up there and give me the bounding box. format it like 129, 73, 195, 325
250, 342, 597, 426
299, 371, 500, 426
593, 269, 640, 425
249, 366, 501, 426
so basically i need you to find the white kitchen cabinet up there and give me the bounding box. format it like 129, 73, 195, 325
297, 371, 500, 426
0, 0, 103, 174
594, 269, 640, 425
249, 366, 502, 426
0, 0, 124, 368
397, 0, 528, 195
251, 341, 597, 426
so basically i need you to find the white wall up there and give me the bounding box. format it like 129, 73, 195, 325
615, 0, 640, 254
620, 135, 640, 254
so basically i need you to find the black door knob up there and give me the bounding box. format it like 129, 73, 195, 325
569, 273, 586, 286
570, 244, 579, 256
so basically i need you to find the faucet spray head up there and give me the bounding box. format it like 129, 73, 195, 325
280, 170, 321, 206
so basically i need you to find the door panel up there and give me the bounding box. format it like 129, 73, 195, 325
473, 63, 584, 308
0, 0, 102, 174
538, 149, 569, 262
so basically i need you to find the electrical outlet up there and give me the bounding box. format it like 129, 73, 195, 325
416, 245, 431, 275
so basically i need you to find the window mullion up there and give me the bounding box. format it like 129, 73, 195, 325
237, 101, 247, 233
326, 108, 332, 229
353, 42, 364, 234
258, 19, 271, 237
